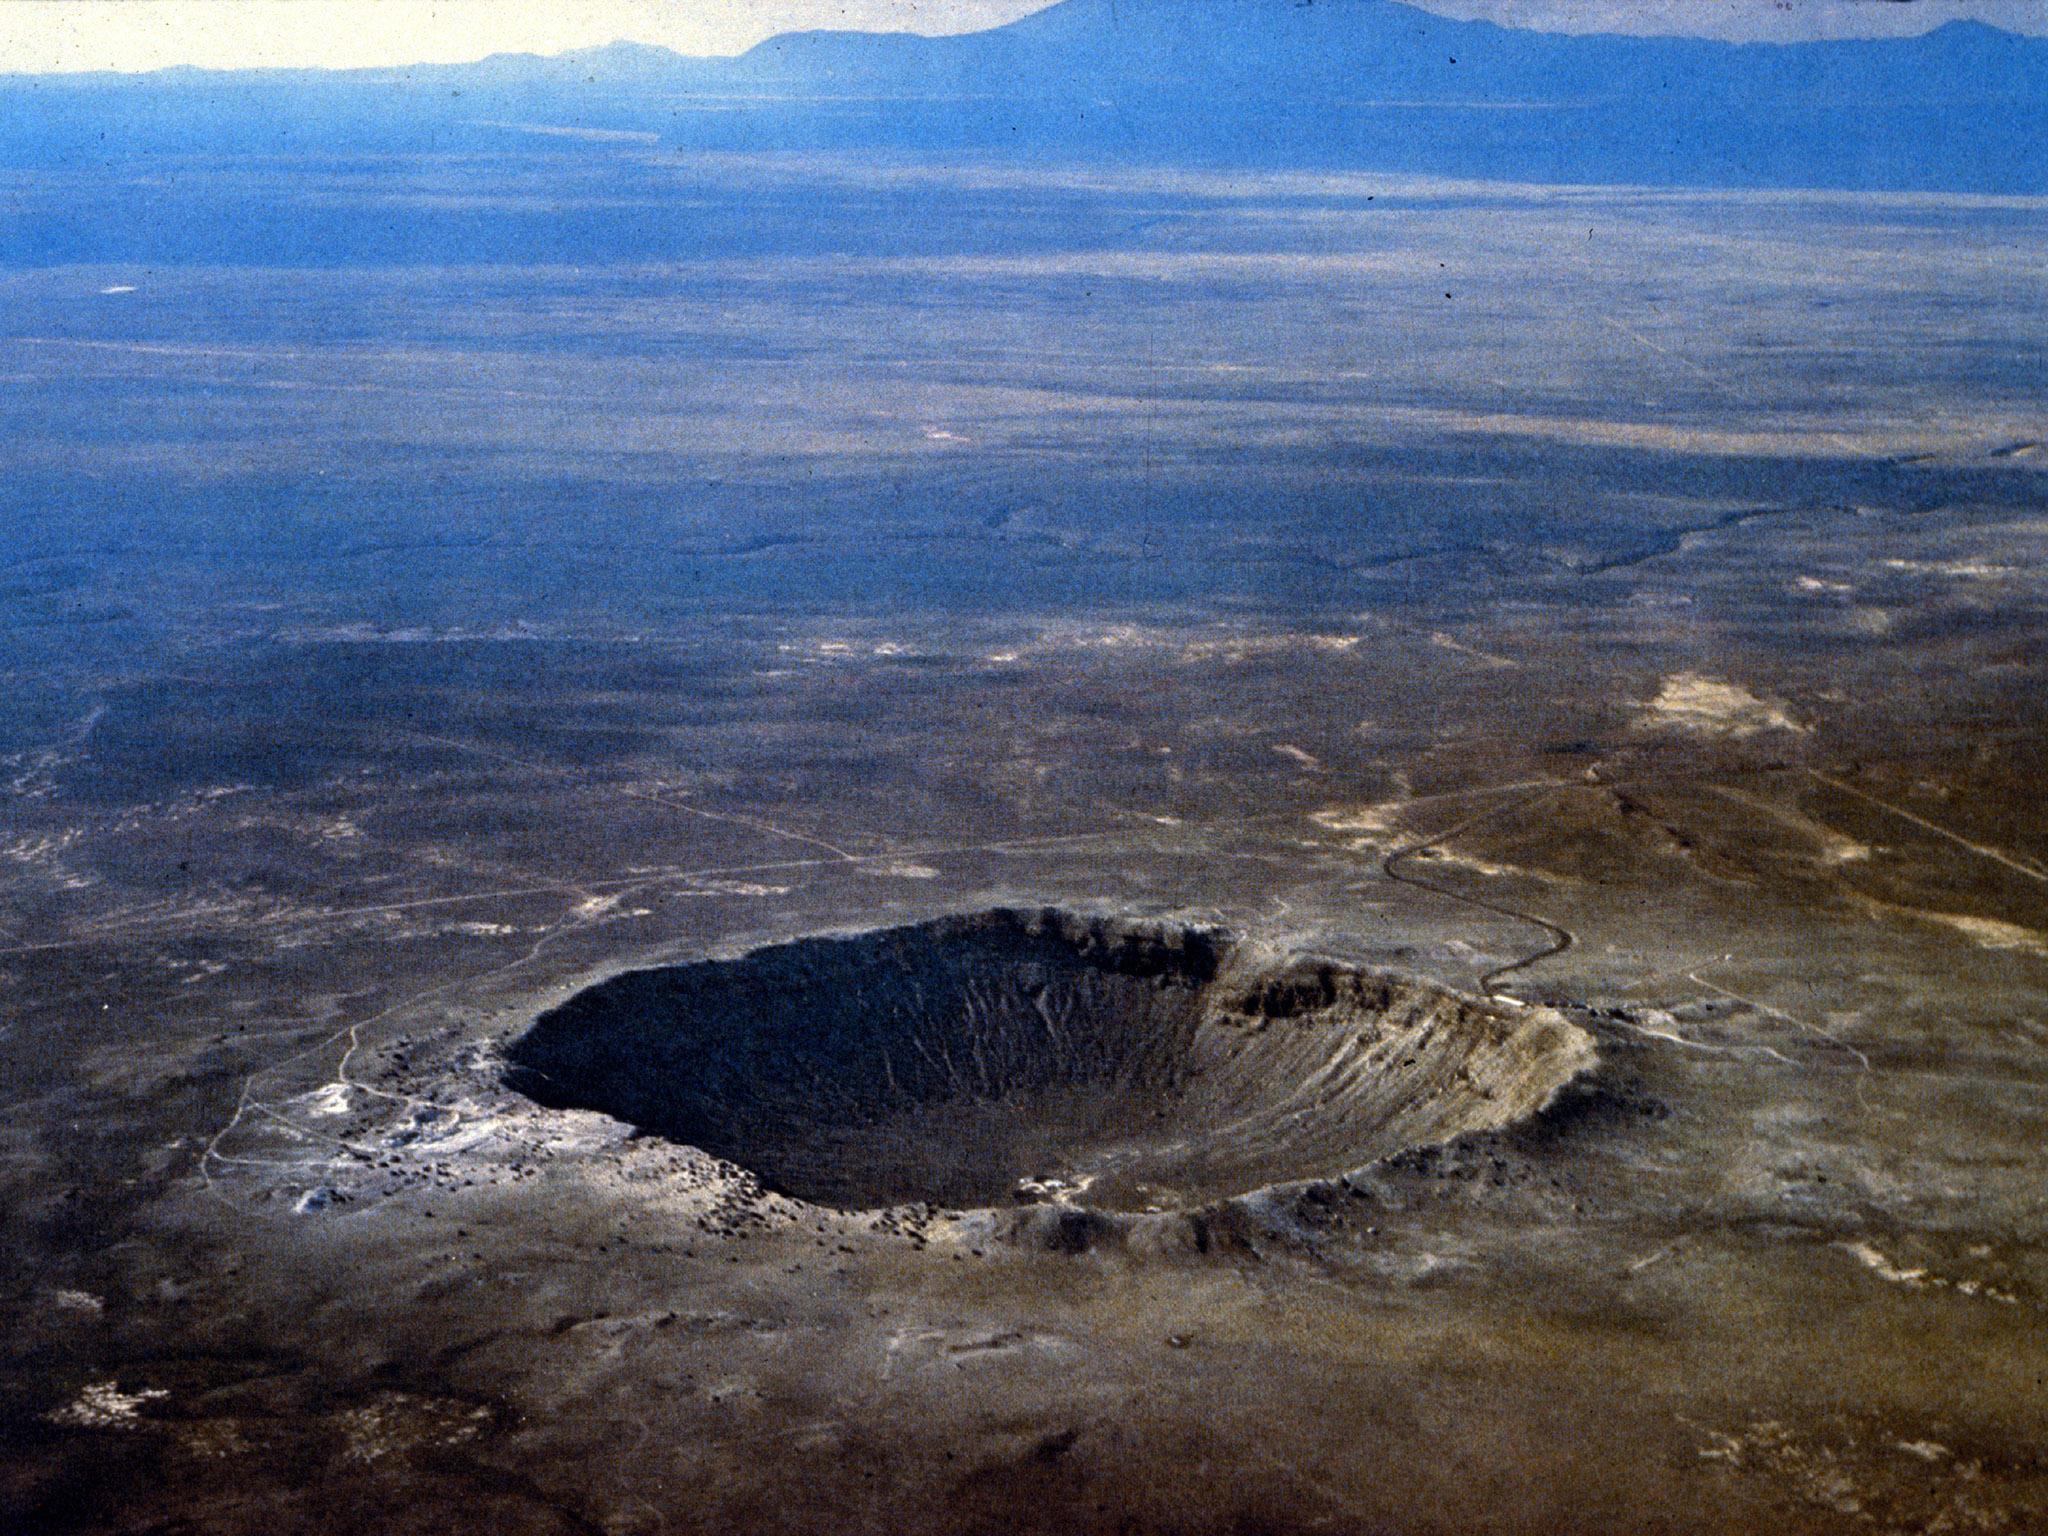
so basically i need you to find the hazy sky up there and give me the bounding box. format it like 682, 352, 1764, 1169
1414, 1, 2048, 42
0, 2, 1052, 72
2, 0, 2044, 74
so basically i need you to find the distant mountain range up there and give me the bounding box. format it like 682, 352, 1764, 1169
4, 0, 2045, 192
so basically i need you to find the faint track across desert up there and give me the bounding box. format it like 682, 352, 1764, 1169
1369, 782, 1579, 1000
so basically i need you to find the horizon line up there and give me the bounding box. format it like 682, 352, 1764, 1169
0, 3, 2034, 82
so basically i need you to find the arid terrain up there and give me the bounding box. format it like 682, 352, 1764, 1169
2, 152, 2046, 1533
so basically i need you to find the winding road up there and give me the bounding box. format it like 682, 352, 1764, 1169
1375, 786, 1578, 999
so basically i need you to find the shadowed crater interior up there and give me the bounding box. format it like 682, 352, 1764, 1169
503, 908, 1594, 1213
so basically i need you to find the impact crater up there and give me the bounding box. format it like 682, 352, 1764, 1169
504, 908, 1593, 1213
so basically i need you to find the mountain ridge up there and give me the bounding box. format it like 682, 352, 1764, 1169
3, 0, 2037, 87
1, 0, 2043, 194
